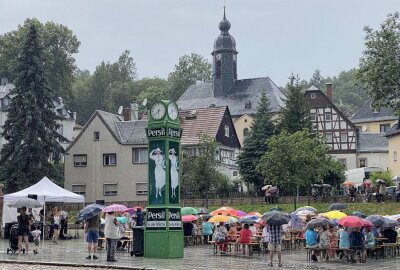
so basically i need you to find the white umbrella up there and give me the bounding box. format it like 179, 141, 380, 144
262, 185, 272, 191
8, 198, 42, 208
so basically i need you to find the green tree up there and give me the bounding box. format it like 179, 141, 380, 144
309, 69, 325, 90
279, 75, 312, 133
370, 170, 394, 187
357, 12, 400, 115
134, 77, 170, 117
167, 53, 212, 101
256, 129, 344, 209
181, 134, 223, 208
0, 23, 66, 192
0, 18, 80, 103
237, 92, 276, 193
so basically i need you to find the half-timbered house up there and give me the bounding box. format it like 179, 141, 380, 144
305, 84, 357, 170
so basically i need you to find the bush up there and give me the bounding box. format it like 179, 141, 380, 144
370, 170, 394, 186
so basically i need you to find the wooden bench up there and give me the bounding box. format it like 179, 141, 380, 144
98, 237, 106, 249
210, 241, 234, 255
235, 242, 261, 256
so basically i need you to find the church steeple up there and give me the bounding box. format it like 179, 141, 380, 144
212, 7, 238, 97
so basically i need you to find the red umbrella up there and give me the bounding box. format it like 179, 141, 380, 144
182, 215, 198, 223
338, 216, 364, 228
362, 180, 372, 186
361, 219, 374, 227
102, 204, 128, 213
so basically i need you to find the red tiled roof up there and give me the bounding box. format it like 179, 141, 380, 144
180, 106, 227, 146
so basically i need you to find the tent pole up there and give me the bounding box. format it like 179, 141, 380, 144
43, 201, 46, 241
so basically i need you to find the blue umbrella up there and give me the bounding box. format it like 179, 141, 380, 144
295, 206, 317, 213
116, 216, 127, 224
238, 217, 258, 224
77, 204, 104, 221
381, 218, 398, 228
289, 214, 303, 230
329, 203, 346, 211
366, 215, 385, 227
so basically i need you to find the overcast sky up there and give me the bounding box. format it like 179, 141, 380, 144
1, 0, 399, 86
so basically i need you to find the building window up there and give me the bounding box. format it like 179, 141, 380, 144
359, 158, 367, 168
57, 125, 64, 136
103, 154, 117, 166
245, 100, 252, 109
380, 124, 391, 133
394, 151, 398, 161
216, 60, 221, 79
338, 159, 347, 169
72, 185, 86, 196
133, 148, 148, 163
94, 131, 100, 141
224, 125, 229, 137
325, 113, 331, 121
244, 119, 247, 123
311, 93, 316, 99
220, 149, 234, 165
73, 155, 87, 167
233, 171, 238, 176
325, 133, 332, 142
104, 183, 118, 196
136, 182, 147, 196
341, 133, 347, 141
310, 113, 316, 121
243, 128, 249, 137
233, 61, 237, 80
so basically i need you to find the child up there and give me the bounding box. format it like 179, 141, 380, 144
31, 226, 41, 254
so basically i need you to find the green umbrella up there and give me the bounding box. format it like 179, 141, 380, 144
181, 207, 198, 216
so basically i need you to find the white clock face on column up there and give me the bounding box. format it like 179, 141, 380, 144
167, 103, 178, 120
216, 54, 222, 60
150, 102, 166, 120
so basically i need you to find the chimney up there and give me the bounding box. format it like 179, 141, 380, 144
130, 103, 139, 120
326, 83, 333, 101
122, 108, 132, 121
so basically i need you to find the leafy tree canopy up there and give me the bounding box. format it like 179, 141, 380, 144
0, 18, 80, 103
357, 12, 400, 116
167, 53, 212, 101
256, 129, 344, 196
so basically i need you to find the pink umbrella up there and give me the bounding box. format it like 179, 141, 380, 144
236, 210, 247, 217
182, 215, 198, 223
102, 204, 128, 213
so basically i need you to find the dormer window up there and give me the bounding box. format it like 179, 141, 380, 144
245, 100, 252, 109
94, 131, 100, 141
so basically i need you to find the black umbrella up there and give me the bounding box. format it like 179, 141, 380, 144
306, 218, 331, 229
77, 204, 104, 221
329, 203, 347, 211
202, 214, 213, 221
262, 210, 290, 226
198, 208, 210, 214
238, 217, 258, 225
352, 211, 367, 218
381, 219, 398, 228
366, 215, 385, 227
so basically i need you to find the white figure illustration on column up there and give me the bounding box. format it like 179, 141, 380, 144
169, 148, 179, 198
149, 147, 165, 198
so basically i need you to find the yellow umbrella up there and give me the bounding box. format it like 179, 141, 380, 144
208, 215, 230, 223
321, 210, 347, 220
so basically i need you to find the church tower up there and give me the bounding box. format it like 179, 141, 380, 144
212, 8, 238, 97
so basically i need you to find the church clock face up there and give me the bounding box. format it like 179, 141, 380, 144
167, 102, 178, 120
216, 54, 222, 60
150, 102, 166, 120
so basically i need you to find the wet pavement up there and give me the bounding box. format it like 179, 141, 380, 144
0, 236, 398, 269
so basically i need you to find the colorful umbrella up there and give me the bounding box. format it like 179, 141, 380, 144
328, 203, 347, 211
208, 215, 230, 223
181, 207, 198, 216
294, 209, 315, 216
321, 210, 347, 220
210, 207, 238, 217
102, 204, 128, 213
362, 180, 372, 186
238, 217, 258, 224
342, 181, 354, 186
338, 216, 364, 228
182, 215, 198, 223
361, 219, 374, 227
262, 184, 272, 191
116, 216, 127, 224
122, 207, 143, 215
236, 210, 247, 217
240, 215, 259, 221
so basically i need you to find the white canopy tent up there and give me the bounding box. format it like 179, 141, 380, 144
2, 176, 85, 227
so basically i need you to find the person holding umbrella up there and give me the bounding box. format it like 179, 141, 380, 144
17, 207, 31, 254
77, 204, 103, 260
267, 222, 284, 267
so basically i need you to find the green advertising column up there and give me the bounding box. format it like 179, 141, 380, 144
144, 100, 184, 258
